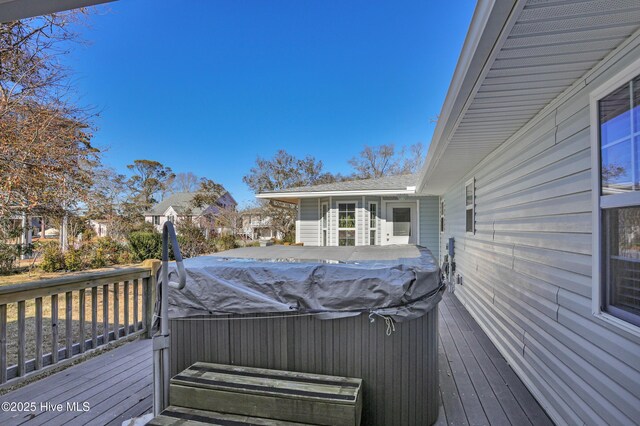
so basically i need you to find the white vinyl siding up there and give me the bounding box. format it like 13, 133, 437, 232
419, 197, 439, 260
440, 40, 640, 425
298, 198, 319, 245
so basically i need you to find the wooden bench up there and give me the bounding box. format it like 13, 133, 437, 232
169, 362, 363, 426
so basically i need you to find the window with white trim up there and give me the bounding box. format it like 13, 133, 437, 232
338, 203, 356, 246
369, 202, 377, 245
440, 200, 445, 234
321, 202, 328, 246
596, 73, 640, 326
465, 179, 475, 234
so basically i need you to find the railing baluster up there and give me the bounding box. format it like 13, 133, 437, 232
0, 304, 6, 383
17, 301, 25, 376
35, 297, 43, 370
91, 286, 98, 349
51, 294, 58, 364
65, 292, 72, 359
124, 280, 129, 336
113, 282, 119, 340
133, 279, 139, 331
103, 284, 109, 344
79, 289, 86, 353
142, 277, 147, 333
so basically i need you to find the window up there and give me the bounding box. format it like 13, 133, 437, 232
321, 202, 328, 246
338, 203, 356, 246
465, 179, 475, 234
392, 208, 411, 236
369, 202, 377, 245
167, 215, 175, 223
153, 216, 160, 225
595, 72, 640, 327
440, 200, 445, 233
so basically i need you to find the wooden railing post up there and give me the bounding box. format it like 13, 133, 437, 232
142, 259, 160, 338
0, 304, 7, 383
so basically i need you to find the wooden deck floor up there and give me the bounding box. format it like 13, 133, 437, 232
0, 338, 152, 426
436, 292, 552, 426
0, 291, 552, 426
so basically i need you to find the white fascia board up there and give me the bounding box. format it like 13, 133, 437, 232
0, 0, 115, 22
416, 0, 522, 193
257, 189, 416, 199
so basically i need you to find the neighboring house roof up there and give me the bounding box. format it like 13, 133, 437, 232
257, 174, 418, 203
145, 191, 230, 216
417, 0, 640, 195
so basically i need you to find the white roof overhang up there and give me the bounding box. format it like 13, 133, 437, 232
257, 188, 417, 204
0, 0, 115, 23
418, 0, 640, 195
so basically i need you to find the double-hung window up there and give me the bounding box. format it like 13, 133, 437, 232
321, 202, 329, 246
369, 202, 377, 245
593, 65, 640, 328
338, 203, 356, 246
465, 179, 475, 234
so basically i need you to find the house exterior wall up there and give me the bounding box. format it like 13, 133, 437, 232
439, 38, 640, 425
295, 195, 439, 258
418, 197, 439, 260
298, 198, 319, 246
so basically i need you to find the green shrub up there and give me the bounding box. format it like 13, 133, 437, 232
127, 231, 162, 261
215, 234, 238, 252
39, 241, 65, 272
0, 242, 18, 275
92, 237, 130, 266
64, 247, 84, 271
176, 221, 211, 258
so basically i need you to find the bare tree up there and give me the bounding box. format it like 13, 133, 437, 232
243, 150, 337, 241
0, 11, 98, 223
171, 172, 200, 193
348, 142, 425, 179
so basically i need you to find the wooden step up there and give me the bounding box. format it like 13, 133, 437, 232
170, 362, 362, 426
148, 405, 315, 425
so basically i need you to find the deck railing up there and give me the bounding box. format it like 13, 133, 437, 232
0, 261, 159, 385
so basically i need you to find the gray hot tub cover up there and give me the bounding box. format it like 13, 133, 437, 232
159, 246, 444, 322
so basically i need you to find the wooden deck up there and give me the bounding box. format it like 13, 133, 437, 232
0, 291, 552, 425
0, 339, 152, 426
437, 292, 552, 426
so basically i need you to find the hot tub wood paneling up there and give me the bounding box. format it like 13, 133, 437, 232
169, 307, 439, 426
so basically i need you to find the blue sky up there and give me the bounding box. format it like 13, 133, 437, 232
65, 0, 476, 207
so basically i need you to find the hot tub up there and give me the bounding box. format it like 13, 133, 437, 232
161, 245, 444, 425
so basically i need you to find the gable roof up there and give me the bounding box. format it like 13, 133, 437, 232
417, 0, 640, 195
257, 174, 418, 203
145, 192, 224, 216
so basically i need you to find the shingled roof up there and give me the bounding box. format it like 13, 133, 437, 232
260, 173, 418, 194
145, 192, 222, 216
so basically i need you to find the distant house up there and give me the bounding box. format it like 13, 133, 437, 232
239, 208, 283, 241
257, 173, 439, 257
144, 191, 237, 234
89, 219, 109, 238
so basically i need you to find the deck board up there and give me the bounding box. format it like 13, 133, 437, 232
0, 291, 552, 425
0, 339, 152, 426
